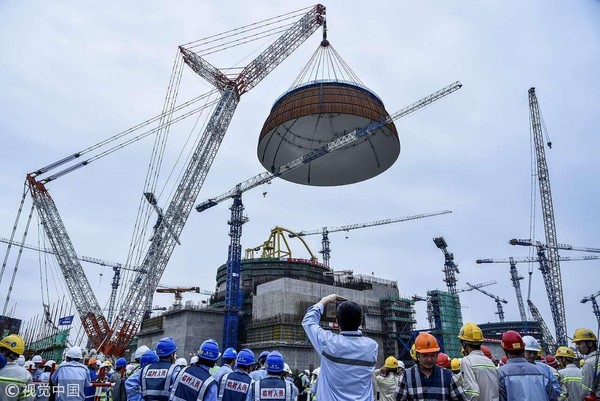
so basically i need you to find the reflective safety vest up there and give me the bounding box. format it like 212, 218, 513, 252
141, 360, 178, 401
0, 363, 34, 401
170, 365, 216, 401
217, 370, 251, 401
251, 376, 293, 401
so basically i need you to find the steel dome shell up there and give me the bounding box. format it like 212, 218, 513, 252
257, 82, 400, 186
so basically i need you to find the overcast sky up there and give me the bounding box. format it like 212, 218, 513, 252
1, 1, 599, 346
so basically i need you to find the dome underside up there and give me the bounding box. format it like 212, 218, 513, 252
258, 83, 400, 186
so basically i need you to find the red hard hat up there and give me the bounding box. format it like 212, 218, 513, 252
480, 345, 493, 360
436, 352, 451, 368
501, 330, 525, 351
500, 356, 508, 365
545, 355, 558, 368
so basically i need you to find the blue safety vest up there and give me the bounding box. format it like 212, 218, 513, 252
141, 360, 178, 401
170, 365, 216, 401
251, 376, 293, 401
217, 370, 252, 401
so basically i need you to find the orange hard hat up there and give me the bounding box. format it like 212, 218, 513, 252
480, 345, 493, 360
415, 332, 440, 353
88, 357, 97, 365
436, 352, 451, 368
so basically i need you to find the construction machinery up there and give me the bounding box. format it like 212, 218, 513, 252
156, 285, 213, 309
581, 290, 600, 326
465, 281, 508, 322
476, 255, 600, 322
197, 82, 462, 350
291, 210, 452, 267
528, 299, 557, 354
5, 5, 328, 355
433, 237, 459, 294
527, 87, 567, 345
510, 238, 600, 254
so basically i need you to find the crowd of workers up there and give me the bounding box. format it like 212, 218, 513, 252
0, 293, 597, 401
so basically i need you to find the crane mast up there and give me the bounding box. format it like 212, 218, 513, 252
433, 237, 459, 294
581, 290, 600, 326
102, 5, 326, 355
528, 299, 557, 354
528, 87, 567, 346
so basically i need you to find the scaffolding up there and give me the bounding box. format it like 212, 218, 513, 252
27, 329, 70, 361
427, 290, 463, 357
380, 296, 416, 361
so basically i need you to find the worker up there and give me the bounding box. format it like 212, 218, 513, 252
283, 364, 296, 388
372, 356, 402, 401
0, 334, 34, 401
175, 358, 187, 368
553, 346, 583, 401
170, 339, 219, 401
31, 355, 44, 381
110, 357, 128, 401
248, 351, 270, 381
213, 347, 237, 384
296, 369, 311, 401
497, 330, 556, 401
217, 348, 254, 401
51, 345, 91, 401
522, 335, 560, 398
572, 328, 600, 399
138, 337, 180, 401
436, 353, 452, 369
36, 360, 55, 401
125, 350, 159, 401
457, 322, 499, 401
302, 294, 378, 401
410, 344, 417, 363
245, 351, 296, 401
127, 345, 150, 378
84, 356, 99, 401
396, 332, 465, 400
451, 358, 463, 386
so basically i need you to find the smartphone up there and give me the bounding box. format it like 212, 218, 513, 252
325, 301, 338, 319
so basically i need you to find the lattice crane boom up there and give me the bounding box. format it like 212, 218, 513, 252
292, 210, 452, 267
581, 290, 600, 326
528, 299, 557, 354
466, 281, 508, 322
528, 87, 567, 346
510, 238, 600, 254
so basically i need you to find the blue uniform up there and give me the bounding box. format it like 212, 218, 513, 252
498, 357, 557, 401
217, 370, 252, 401
246, 375, 294, 401
535, 361, 561, 399
84, 367, 98, 401
125, 370, 144, 401
212, 364, 233, 386
248, 369, 267, 382
302, 303, 378, 401
50, 361, 91, 401
170, 364, 217, 401
141, 360, 179, 401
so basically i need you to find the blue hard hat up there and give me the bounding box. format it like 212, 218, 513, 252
198, 339, 220, 361
259, 350, 271, 360
223, 347, 237, 360
156, 337, 177, 357
0, 353, 7, 369
140, 350, 159, 367
265, 351, 284, 373
115, 357, 127, 368
236, 349, 255, 366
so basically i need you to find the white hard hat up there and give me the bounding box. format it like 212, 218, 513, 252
522, 335, 541, 352
44, 360, 56, 368
175, 358, 188, 367
24, 360, 35, 369
397, 360, 405, 369
32, 355, 43, 364
134, 345, 150, 360
283, 363, 292, 374
312, 367, 320, 376
190, 356, 199, 364
16, 355, 25, 366
66, 346, 83, 359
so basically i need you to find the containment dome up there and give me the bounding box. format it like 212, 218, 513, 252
257, 37, 400, 187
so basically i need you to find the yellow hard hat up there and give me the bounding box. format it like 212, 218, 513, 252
451, 358, 461, 371
572, 328, 597, 343
410, 344, 417, 361
384, 356, 398, 368
580, 358, 585, 367
555, 346, 576, 359
458, 322, 483, 343
0, 334, 25, 356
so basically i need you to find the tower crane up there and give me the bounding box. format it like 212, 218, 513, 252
156, 285, 213, 309
433, 237, 459, 294
476, 255, 600, 321
465, 281, 508, 322
581, 290, 600, 326
17, 5, 327, 356
510, 238, 600, 254
196, 82, 463, 350
291, 210, 452, 267
528, 87, 567, 345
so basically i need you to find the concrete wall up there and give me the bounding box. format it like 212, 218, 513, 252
137, 308, 224, 360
